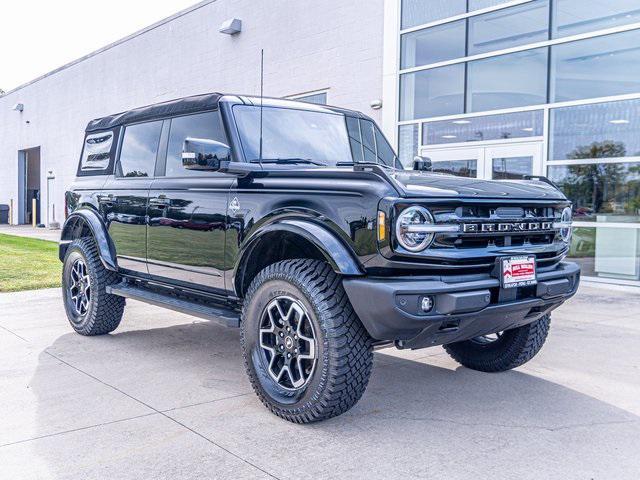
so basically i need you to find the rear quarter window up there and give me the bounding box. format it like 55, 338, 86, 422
78, 129, 118, 176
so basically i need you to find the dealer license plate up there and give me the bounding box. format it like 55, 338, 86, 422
500, 256, 537, 289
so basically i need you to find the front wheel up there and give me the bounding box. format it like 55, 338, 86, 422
443, 314, 551, 372
240, 259, 373, 423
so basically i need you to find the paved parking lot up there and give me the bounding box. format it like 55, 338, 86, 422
1, 284, 639, 479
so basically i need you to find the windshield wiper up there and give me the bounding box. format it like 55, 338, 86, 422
336, 161, 395, 169
250, 158, 327, 166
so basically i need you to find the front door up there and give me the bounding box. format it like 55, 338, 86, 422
422, 142, 543, 180
146, 110, 233, 293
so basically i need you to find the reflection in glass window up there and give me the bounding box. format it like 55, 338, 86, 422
346, 116, 364, 163
547, 163, 640, 221
81, 131, 113, 171
118, 121, 162, 178
361, 120, 377, 163
401, 21, 466, 69
492, 156, 533, 180
552, 30, 640, 102
467, 48, 548, 112
553, 0, 640, 38
424, 110, 543, 145
401, 0, 466, 29
400, 64, 465, 121
432, 160, 478, 177
468, 0, 549, 55
165, 112, 228, 177
550, 99, 640, 161
398, 124, 419, 167
469, 0, 512, 11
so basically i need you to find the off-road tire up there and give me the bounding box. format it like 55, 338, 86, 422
62, 238, 125, 335
240, 259, 373, 423
443, 314, 551, 372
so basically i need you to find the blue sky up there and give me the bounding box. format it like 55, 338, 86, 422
0, 0, 201, 91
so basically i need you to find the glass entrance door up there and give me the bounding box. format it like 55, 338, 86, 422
422, 142, 543, 180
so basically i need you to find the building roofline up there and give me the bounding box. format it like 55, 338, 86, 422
0, 0, 217, 99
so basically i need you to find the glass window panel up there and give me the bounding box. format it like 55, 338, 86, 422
374, 126, 400, 168
469, 0, 513, 11
551, 30, 640, 103
293, 92, 327, 105
165, 112, 228, 177
398, 124, 419, 167
547, 162, 640, 222
401, 21, 466, 69
400, 64, 465, 121
468, 0, 549, 56
401, 0, 466, 29
361, 120, 377, 163
432, 160, 478, 177
81, 131, 113, 171
467, 48, 548, 112
492, 156, 533, 179
550, 99, 640, 161
553, 0, 640, 38
118, 121, 162, 178
346, 116, 364, 163
569, 226, 640, 281
424, 110, 543, 145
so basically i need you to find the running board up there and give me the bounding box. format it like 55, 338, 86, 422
106, 283, 240, 328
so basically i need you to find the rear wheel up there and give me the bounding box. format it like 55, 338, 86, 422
240, 259, 373, 423
443, 314, 551, 372
62, 238, 125, 335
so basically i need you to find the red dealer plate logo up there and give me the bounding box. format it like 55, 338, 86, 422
501, 255, 537, 289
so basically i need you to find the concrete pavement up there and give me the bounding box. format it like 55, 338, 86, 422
0, 225, 61, 242
0, 284, 639, 479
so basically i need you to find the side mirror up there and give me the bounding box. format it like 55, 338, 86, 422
413, 155, 432, 171
182, 137, 231, 171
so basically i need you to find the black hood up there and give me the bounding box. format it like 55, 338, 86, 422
388, 171, 566, 200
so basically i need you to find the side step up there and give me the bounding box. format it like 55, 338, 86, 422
106, 283, 240, 328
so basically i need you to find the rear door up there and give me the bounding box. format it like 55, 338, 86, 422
100, 120, 163, 274
146, 110, 234, 292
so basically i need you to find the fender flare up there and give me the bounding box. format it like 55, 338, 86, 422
234, 219, 364, 294
60, 209, 118, 271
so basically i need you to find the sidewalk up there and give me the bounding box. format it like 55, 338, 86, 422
0, 225, 61, 242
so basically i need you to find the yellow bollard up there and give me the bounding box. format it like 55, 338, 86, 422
32, 198, 37, 228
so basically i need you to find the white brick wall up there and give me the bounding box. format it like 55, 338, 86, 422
0, 0, 385, 225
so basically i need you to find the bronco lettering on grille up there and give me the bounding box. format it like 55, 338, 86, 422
463, 222, 554, 233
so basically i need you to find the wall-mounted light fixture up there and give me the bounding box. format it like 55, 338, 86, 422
219, 18, 242, 35
13, 103, 24, 112
370, 99, 383, 110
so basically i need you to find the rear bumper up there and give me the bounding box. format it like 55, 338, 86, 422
343, 262, 580, 350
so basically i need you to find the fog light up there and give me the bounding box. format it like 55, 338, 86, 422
421, 296, 433, 312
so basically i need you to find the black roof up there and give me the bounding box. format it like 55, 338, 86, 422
86, 92, 223, 132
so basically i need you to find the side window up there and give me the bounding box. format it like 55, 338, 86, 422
80, 131, 114, 171
374, 127, 399, 168
117, 121, 162, 178
165, 111, 228, 177
346, 116, 364, 163
361, 120, 378, 163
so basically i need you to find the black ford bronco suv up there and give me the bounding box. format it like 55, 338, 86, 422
60, 93, 579, 423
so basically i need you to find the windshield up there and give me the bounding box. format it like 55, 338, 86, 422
233, 105, 399, 167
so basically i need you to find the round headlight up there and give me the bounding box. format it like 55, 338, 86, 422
559, 207, 572, 242
395, 206, 435, 252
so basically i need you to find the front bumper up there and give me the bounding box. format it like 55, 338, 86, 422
343, 262, 580, 350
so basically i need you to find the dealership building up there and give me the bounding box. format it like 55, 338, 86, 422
1, 0, 639, 286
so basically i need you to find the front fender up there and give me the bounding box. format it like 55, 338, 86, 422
234, 218, 364, 295
60, 209, 117, 271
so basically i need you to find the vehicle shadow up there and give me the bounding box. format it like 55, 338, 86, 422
25, 318, 640, 479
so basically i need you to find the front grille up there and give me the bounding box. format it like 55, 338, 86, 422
394, 202, 570, 273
